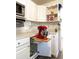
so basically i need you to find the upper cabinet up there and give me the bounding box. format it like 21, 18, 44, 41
44, 0, 58, 22
25, 0, 37, 21
36, 0, 58, 22
16, 0, 59, 22
37, 6, 47, 22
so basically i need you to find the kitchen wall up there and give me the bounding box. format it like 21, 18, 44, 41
16, 20, 32, 39
30, 21, 60, 34
16, 20, 60, 39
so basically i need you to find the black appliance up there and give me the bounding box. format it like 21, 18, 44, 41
16, 1, 25, 16
30, 37, 38, 57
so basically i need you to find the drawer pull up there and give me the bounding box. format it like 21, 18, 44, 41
18, 42, 20, 45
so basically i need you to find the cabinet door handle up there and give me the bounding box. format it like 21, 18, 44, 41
18, 42, 20, 45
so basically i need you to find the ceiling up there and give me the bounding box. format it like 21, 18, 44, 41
32, 0, 56, 5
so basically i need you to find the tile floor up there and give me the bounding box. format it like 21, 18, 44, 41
36, 51, 63, 59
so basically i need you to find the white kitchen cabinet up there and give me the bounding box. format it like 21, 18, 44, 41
37, 37, 51, 57
37, 6, 47, 21
16, 38, 30, 59
25, 0, 47, 21
51, 33, 59, 57
25, 0, 37, 21
16, 46, 30, 59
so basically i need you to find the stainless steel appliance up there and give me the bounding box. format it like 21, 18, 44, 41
16, 1, 25, 27
16, 1, 25, 16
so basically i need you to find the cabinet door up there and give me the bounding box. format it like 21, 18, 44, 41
51, 34, 59, 57
37, 6, 46, 21
25, 0, 37, 21
16, 46, 30, 59
38, 41, 51, 57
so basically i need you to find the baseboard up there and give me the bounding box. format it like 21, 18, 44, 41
36, 55, 51, 59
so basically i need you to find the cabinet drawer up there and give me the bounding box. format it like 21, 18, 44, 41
16, 38, 30, 47
16, 43, 30, 52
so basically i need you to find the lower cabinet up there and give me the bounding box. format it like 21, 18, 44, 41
16, 44, 30, 59
38, 40, 51, 57
51, 33, 59, 57
16, 38, 30, 59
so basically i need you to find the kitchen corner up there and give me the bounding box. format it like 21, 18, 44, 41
16, 0, 63, 59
